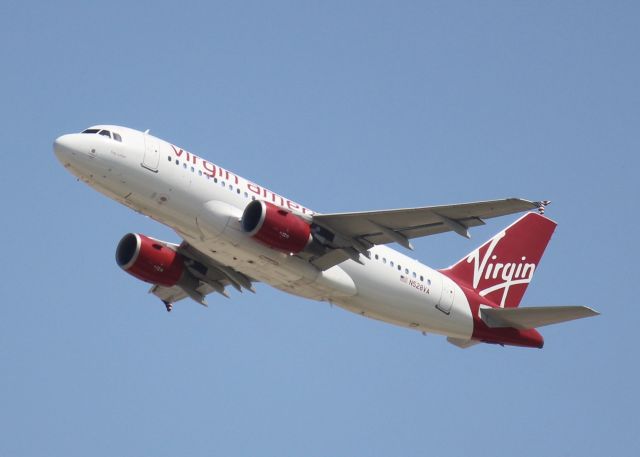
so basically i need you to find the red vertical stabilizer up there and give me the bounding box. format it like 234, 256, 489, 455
440, 213, 557, 309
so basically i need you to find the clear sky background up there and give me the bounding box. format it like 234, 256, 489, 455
1, 1, 638, 456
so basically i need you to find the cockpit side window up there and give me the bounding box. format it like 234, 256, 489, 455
99, 130, 111, 138
113, 132, 122, 142
82, 129, 100, 134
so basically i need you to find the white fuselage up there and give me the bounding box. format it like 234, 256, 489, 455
54, 125, 473, 340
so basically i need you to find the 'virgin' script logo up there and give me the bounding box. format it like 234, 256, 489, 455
466, 231, 536, 307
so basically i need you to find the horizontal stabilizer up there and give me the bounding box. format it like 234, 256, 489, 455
480, 306, 599, 330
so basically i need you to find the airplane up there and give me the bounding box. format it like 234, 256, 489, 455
53, 125, 598, 349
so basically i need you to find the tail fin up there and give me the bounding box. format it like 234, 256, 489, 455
440, 212, 557, 308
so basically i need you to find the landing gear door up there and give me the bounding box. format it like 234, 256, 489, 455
437, 277, 455, 315
142, 135, 160, 172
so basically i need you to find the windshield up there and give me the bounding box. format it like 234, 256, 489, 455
81, 128, 122, 142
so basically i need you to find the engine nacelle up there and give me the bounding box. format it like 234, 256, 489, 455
241, 200, 311, 253
115, 233, 184, 286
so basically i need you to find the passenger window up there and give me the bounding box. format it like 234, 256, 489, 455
175, 160, 179, 165
405, 268, 409, 274
191, 166, 195, 172
237, 189, 241, 194
390, 261, 394, 267
229, 185, 233, 191
99, 130, 111, 138
420, 276, 424, 281
375, 254, 379, 260
412, 272, 416, 278
383, 258, 387, 264
167, 156, 171, 162
113, 132, 122, 142
398, 265, 401, 271
183, 163, 187, 169
244, 192, 248, 198
222, 182, 226, 187
198, 170, 202, 176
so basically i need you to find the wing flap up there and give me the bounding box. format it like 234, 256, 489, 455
150, 282, 217, 307
150, 284, 188, 303
480, 306, 600, 329
310, 249, 353, 270
362, 217, 486, 245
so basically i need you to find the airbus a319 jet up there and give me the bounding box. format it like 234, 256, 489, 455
54, 125, 598, 348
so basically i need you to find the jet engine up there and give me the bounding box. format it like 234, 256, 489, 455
241, 200, 311, 253
116, 233, 184, 286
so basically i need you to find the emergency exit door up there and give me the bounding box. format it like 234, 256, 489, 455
437, 278, 455, 315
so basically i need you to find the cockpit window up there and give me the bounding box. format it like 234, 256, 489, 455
81, 128, 122, 142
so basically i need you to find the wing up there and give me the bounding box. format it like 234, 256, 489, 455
308, 198, 546, 270
150, 241, 256, 311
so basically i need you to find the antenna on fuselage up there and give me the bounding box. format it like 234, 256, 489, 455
144, 129, 150, 134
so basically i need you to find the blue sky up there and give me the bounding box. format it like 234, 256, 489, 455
1, 1, 638, 455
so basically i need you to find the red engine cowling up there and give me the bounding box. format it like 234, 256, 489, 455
115, 233, 184, 286
241, 200, 311, 253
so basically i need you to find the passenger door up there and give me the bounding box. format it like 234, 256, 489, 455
142, 135, 160, 172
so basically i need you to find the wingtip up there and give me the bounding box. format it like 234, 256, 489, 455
584, 306, 600, 316
532, 200, 552, 216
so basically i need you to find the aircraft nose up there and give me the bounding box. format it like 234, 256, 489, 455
53, 134, 78, 163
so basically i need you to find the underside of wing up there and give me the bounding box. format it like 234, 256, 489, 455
150, 283, 217, 311
149, 241, 257, 310
151, 284, 189, 305
307, 198, 546, 270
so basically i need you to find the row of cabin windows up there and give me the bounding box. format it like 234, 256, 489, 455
372, 253, 431, 285
168, 156, 256, 201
